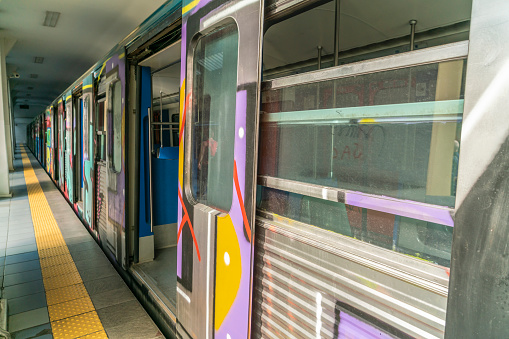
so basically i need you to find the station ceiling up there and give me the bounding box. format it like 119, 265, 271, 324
0, 0, 168, 120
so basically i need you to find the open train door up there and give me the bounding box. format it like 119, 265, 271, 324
95, 53, 128, 269
177, 0, 264, 338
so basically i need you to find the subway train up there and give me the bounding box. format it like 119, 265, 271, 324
26, 0, 509, 338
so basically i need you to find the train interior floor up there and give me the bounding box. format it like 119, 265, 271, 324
132, 246, 177, 308
0, 144, 164, 338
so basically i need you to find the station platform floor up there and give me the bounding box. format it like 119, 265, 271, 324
0, 145, 164, 338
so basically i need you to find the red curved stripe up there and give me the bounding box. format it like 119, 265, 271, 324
233, 160, 252, 242
179, 92, 192, 145
177, 186, 201, 262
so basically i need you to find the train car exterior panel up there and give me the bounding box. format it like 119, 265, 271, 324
177, 0, 264, 338
81, 76, 94, 230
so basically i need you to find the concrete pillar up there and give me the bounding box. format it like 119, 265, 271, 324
0, 38, 16, 197
8, 80, 16, 151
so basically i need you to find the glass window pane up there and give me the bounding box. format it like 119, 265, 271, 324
191, 23, 239, 212
257, 186, 452, 267
260, 60, 466, 207
113, 82, 122, 172
95, 101, 106, 161
152, 62, 181, 148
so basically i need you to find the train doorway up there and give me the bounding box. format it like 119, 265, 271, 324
130, 39, 181, 311
72, 89, 83, 207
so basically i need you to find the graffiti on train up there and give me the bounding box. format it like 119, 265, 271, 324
333, 124, 385, 162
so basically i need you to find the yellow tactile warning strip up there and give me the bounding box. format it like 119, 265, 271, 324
20, 148, 108, 338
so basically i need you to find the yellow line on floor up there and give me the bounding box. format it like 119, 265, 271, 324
20, 148, 108, 339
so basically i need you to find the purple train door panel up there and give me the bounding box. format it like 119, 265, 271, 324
177, 1, 264, 338
95, 53, 127, 268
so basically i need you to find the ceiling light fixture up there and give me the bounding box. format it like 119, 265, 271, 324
33, 57, 44, 64
43, 11, 60, 28
30, 74, 38, 79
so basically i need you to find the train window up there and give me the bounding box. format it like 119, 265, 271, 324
112, 81, 122, 172
151, 62, 181, 148
260, 59, 466, 207
96, 99, 106, 161
257, 186, 452, 267
190, 22, 239, 212
83, 96, 90, 160
263, 0, 471, 79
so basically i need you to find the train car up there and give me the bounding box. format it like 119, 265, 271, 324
26, 0, 509, 338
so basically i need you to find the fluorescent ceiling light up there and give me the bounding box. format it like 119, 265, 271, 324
33, 57, 44, 64
43, 11, 60, 27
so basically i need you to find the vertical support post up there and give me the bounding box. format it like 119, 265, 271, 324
147, 107, 153, 233
333, 0, 341, 67
159, 91, 163, 148
0, 38, 15, 197
317, 46, 322, 70
331, 1, 341, 177
409, 20, 417, 51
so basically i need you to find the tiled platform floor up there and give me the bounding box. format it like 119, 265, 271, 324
0, 145, 164, 338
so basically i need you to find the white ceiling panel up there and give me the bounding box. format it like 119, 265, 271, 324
0, 0, 168, 119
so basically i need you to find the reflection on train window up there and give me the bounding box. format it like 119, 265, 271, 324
191, 23, 238, 212
112, 81, 122, 172
260, 60, 465, 207
263, 0, 471, 79
257, 186, 452, 267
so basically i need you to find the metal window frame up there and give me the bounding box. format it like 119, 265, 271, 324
184, 18, 240, 211
111, 80, 123, 173
258, 176, 455, 227
262, 40, 469, 91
